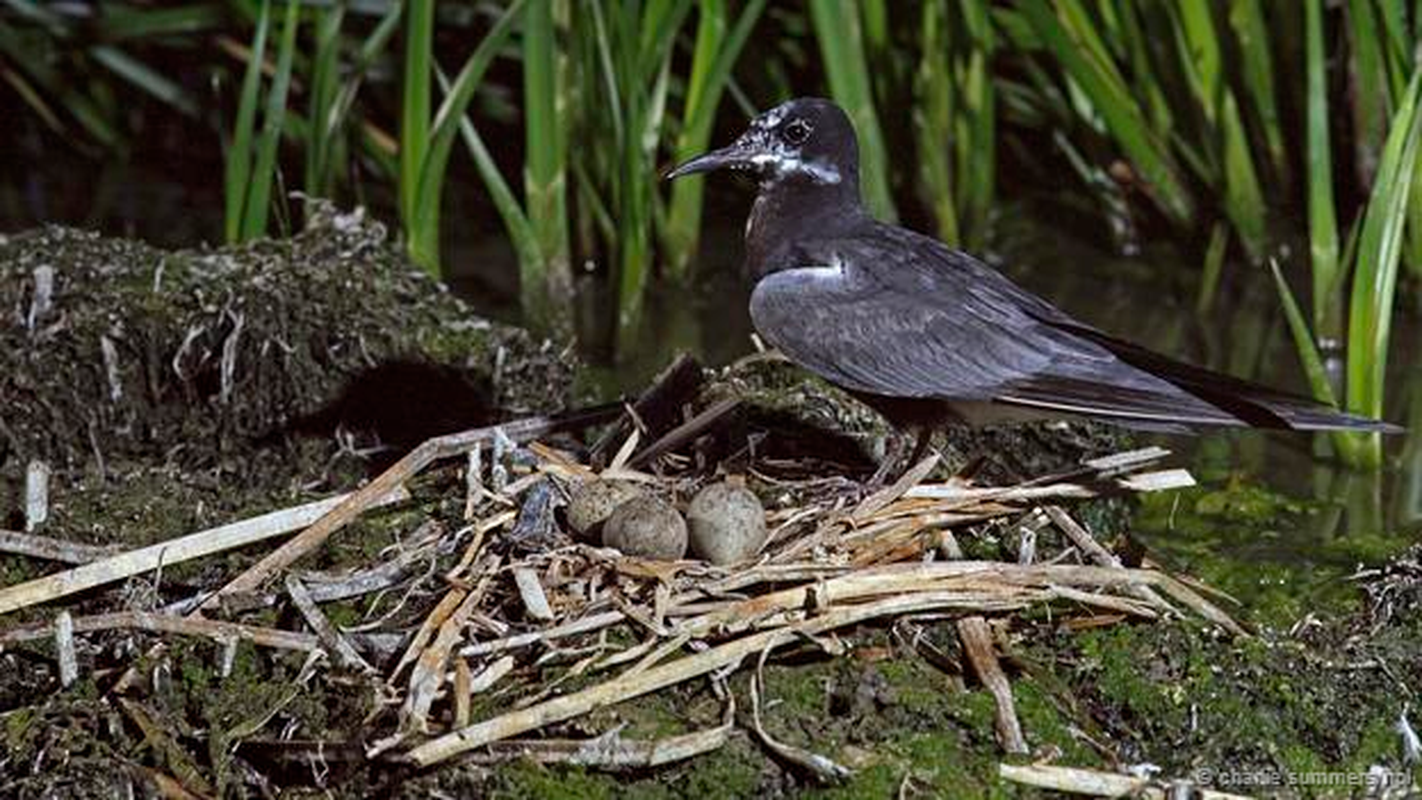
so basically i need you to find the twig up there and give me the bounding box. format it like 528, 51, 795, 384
0, 610, 319, 651
285, 575, 374, 673
998, 763, 1251, 799
0, 528, 124, 564
54, 610, 77, 688
441, 694, 734, 768
852, 453, 940, 521
750, 650, 852, 783
590, 353, 703, 464
513, 567, 555, 621
957, 616, 1027, 754
24, 460, 50, 532
204, 405, 620, 606
0, 487, 408, 616
628, 397, 742, 469
1044, 505, 1172, 613
407, 588, 1065, 767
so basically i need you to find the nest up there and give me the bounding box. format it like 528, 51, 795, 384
0, 353, 1241, 792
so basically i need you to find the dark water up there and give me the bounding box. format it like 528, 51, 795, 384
5, 156, 1420, 627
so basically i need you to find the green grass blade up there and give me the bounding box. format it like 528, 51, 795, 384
1269, 259, 1359, 464
89, 44, 199, 117
408, 0, 525, 274
1305, 0, 1341, 338
1345, 69, 1422, 467
663, 0, 729, 273
1220, 90, 1267, 263
663, 0, 767, 276
1375, 0, 1411, 99
957, 0, 995, 247
0, 17, 119, 146
522, 0, 572, 330
1169, 0, 1222, 125
1020, 0, 1195, 224
326, 1, 401, 151
1228, 0, 1286, 179
223, 0, 271, 243
305, 1, 345, 201
240, 0, 299, 240
1348, 0, 1390, 183
913, 0, 959, 245
0, 66, 66, 134
808, 0, 897, 222
400, 0, 434, 231
1195, 221, 1228, 315
1113, 0, 1174, 137
439, 66, 539, 272
96, 3, 226, 40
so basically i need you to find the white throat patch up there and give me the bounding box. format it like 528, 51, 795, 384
751, 152, 842, 185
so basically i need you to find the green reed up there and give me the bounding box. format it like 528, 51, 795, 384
1277, 71, 1422, 469
911, 0, 994, 247
807, 0, 896, 222
573, 0, 692, 348
401, 0, 525, 275
0, 1, 211, 149
223, 0, 297, 243
661, 0, 767, 279
1305, 0, 1343, 340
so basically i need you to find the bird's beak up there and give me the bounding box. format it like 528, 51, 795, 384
664, 139, 756, 180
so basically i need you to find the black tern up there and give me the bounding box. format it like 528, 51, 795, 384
667, 97, 1397, 467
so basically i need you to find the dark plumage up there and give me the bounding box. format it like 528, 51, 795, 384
667, 97, 1398, 450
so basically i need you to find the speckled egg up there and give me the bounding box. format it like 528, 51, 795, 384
603, 495, 687, 560
566, 479, 644, 541
686, 482, 767, 565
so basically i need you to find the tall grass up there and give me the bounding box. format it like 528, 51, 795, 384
573, 0, 692, 347
912, 0, 994, 247
1276, 70, 1422, 469
0, 1, 212, 148
303, 1, 345, 205
807, 0, 896, 222
661, 0, 767, 278
8, 0, 1422, 428
520, 0, 573, 331
401, 0, 525, 275
1011, 1, 1196, 228
223, 0, 298, 243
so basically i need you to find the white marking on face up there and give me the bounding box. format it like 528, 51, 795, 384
758, 106, 787, 129
749, 152, 842, 185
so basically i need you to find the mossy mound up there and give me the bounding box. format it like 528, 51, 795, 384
0, 208, 571, 477
709, 354, 1135, 483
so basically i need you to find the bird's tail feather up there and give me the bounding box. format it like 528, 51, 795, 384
1058, 323, 1402, 434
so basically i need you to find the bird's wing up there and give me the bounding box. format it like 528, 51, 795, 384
748, 226, 1248, 429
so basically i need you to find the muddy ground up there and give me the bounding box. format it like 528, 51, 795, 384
1, 217, 1419, 798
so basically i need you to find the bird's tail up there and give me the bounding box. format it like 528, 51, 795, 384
1060, 323, 1402, 434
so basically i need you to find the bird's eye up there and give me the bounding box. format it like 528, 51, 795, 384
783, 119, 812, 145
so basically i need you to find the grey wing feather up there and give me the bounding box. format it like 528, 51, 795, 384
748, 224, 1246, 429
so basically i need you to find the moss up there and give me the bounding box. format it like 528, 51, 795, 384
0, 216, 571, 479
493, 761, 620, 799
4, 706, 36, 752
1131, 482, 1413, 628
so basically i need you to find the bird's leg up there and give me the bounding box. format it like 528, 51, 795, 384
865, 428, 934, 489
905, 427, 934, 467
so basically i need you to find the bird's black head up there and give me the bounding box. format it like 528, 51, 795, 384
666, 97, 859, 194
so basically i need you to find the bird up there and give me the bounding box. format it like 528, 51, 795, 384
665, 97, 1399, 477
